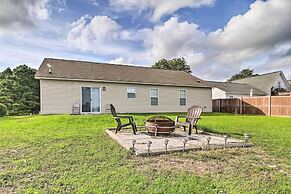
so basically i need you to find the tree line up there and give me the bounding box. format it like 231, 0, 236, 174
152, 57, 255, 81
0, 65, 40, 115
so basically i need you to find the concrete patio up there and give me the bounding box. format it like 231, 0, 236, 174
106, 129, 253, 156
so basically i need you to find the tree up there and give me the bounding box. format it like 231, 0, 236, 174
0, 67, 12, 79
0, 65, 40, 115
152, 57, 192, 73
229, 68, 257, 81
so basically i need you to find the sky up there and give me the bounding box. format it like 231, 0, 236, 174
0, 0, 290, 81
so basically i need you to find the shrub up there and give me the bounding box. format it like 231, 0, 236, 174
0, 103, 7, 117
12, 103, 28, 115
0, 96, 13, 110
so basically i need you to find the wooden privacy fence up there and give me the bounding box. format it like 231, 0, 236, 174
213, 96, 291, 117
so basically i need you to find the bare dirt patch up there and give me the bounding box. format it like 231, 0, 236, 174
132, 155, 220, 176
0, 186, 15, 194
131, 147, 291, 177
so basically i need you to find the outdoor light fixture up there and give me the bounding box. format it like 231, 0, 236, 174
102, 86, 106, 91
147, 141, 152, 156
244, 133, 250, 147
223, 135, 228, 148
164, 139, 169, 153
206, 137, 211, 149
131, 139, 136, 150
182, 138, 188, 151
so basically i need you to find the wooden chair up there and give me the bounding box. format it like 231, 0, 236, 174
110, 104, 137, 134
175, 105, 203, 135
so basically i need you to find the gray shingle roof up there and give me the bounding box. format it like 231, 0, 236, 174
35, 58, 210, 88
232, 71, 283, 93
207, 81, 266, 95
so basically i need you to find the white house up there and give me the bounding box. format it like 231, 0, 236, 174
35, 58, 212, 114
209, 71, 290, 99
233, 71, 290, 95
207, 81, 266, 99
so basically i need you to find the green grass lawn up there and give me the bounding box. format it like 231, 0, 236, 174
0, 113, 290, 193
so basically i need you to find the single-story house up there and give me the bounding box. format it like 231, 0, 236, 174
207, 81, 266, 99
35, 58, 212, 114
233, 71, 290, 95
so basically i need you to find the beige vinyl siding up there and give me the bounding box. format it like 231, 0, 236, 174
40, 79, 212, 114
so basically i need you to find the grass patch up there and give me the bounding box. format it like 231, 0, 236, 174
0, 113, 290, 193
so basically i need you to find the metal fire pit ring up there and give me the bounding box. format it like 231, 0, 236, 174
145, 116, 175, 136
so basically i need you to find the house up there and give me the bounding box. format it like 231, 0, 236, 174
207, 81, 266, 99
35, 58, 212, 114
233, 71, 290, 95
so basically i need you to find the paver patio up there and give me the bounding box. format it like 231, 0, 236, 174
106, 129, 253, 156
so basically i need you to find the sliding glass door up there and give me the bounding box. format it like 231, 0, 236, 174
91, 87, 100, 112
81, 87, 100, 113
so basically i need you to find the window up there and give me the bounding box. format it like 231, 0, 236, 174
127, 87, 136, 98
179, 89, 187, 106
150, 88, 159, 106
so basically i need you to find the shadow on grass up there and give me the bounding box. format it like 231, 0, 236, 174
199, 125, 245, 137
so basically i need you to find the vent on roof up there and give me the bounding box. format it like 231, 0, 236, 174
47, 64, 52, 74
197, 79, 200, 83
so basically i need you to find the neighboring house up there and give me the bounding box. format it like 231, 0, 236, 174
233, 71, 290, 95
207, 81, 266, 99
35, 58, 212, 114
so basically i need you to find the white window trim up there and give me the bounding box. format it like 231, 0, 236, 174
179, 89, 187, 106
126, 86, 136, 99
150, 88, 159, 106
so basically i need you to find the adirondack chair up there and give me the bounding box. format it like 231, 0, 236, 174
110, 104, 137, 134
175, 105, 203, 135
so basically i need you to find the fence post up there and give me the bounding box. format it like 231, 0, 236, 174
268, 96, 272, 116
219, 98, 221, 113
240, 97, 243, 114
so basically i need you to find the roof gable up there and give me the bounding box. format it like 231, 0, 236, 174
232, 71, 285, 93
35, 58, 210, 88
207, 81, 266, 95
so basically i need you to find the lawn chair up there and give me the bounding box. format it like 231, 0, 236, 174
110, 104, 137, 134
175, 105, 203, 135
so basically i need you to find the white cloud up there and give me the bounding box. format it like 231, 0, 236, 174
210, 0, 291, 51
91, 0, 99, 7
108, 57, 133, 64
142, 17, 205, 60
204, 0, 291, 79
58, 8, 65, 13
66, 15, 149, 60
67, 0, 291, 80
67, 15, 122, 54
108, 0, 215, 22
0, 0, 50, 35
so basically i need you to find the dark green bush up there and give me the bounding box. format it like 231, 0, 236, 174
0, 103, 7, 117
0, 96, 13, 110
